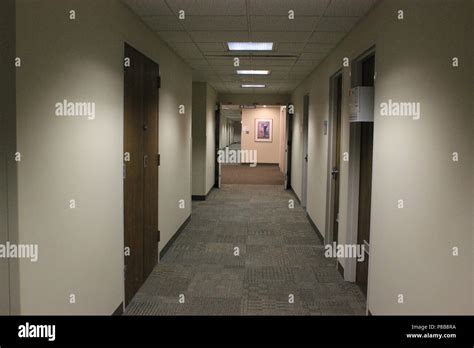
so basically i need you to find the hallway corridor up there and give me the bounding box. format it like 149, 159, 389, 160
125, 185, 365, 315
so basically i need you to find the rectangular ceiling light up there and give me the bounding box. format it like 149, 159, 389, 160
241, 84, 266, 88
228, 42, 273, 51
237, 70, 270, 75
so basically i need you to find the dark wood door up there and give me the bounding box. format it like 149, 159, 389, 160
142, 54, 159, 279
356, 122, 373, 296
124, 43, 159, 305
332, 74, 343, 243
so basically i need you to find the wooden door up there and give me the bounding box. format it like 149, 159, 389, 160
356, 122, 373, 296
124, 43, 159, 305
142, 55, 159, 279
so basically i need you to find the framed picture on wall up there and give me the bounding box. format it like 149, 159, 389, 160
255, 118, 273, 142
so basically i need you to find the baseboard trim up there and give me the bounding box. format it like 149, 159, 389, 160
289, 185, 301, 205
159, 215, 191, 260
192, 186, 214, 201
242, 162, 279, 166
306, 212, 324, 243
337, 260, 344, 278
112, 302, 123, 316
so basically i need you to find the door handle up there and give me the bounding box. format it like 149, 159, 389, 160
304, 154, 308, 162
331, 167, 339, 177
143, 155, 148, 168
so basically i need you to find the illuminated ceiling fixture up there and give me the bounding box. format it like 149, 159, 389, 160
241, 84, 266, 88
228, 42, 273, 51
236, 70, 270, 75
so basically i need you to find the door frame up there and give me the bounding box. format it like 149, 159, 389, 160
345, 47, 376, 286
214, 103, 221, 188
325, 69, 343, 245
301, 94, 309, 208
285, 105, 293, 190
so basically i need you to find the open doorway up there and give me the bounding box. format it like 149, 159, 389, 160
218, 104, 287, 187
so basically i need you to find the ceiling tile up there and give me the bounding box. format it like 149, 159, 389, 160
250, 15, 318, 32
251, 60, 295, 68
220, 75, 242, 82
196, 42, 227, 52
207, 57, 251, 66
276, 42, 306, 52
182, 16, 247, 31
324, 0, 379, 17
316, 16, 361, 32
309, 31, 346, 43
157, 31, 193, 42
303, 42, 335, 53
142, 15, 183, 31
290, 65, 314, 73
299, 52, 326, 60
166, 0, 247, 15
248, 0, 330, 16
123, 0, 173, 15
294, 59, 321, 67
189, 31, 249, 42
170, 42, 204, 59
251, 31, 311, 42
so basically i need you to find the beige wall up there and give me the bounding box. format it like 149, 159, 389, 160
291, 0, 472, 314
241, 107, 280, 164
219, 93, 290, 106
16, 0, 192, 314
192, 82, 216, 196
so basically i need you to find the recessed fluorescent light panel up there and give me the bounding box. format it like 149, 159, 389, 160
241, 84, 266, 88
228, 42, 273, 51
237, 70, 270, 75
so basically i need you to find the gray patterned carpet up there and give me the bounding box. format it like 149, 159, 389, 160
125, 185, 366, 315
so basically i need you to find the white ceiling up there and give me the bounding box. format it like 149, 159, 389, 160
123, 0, 378, 94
